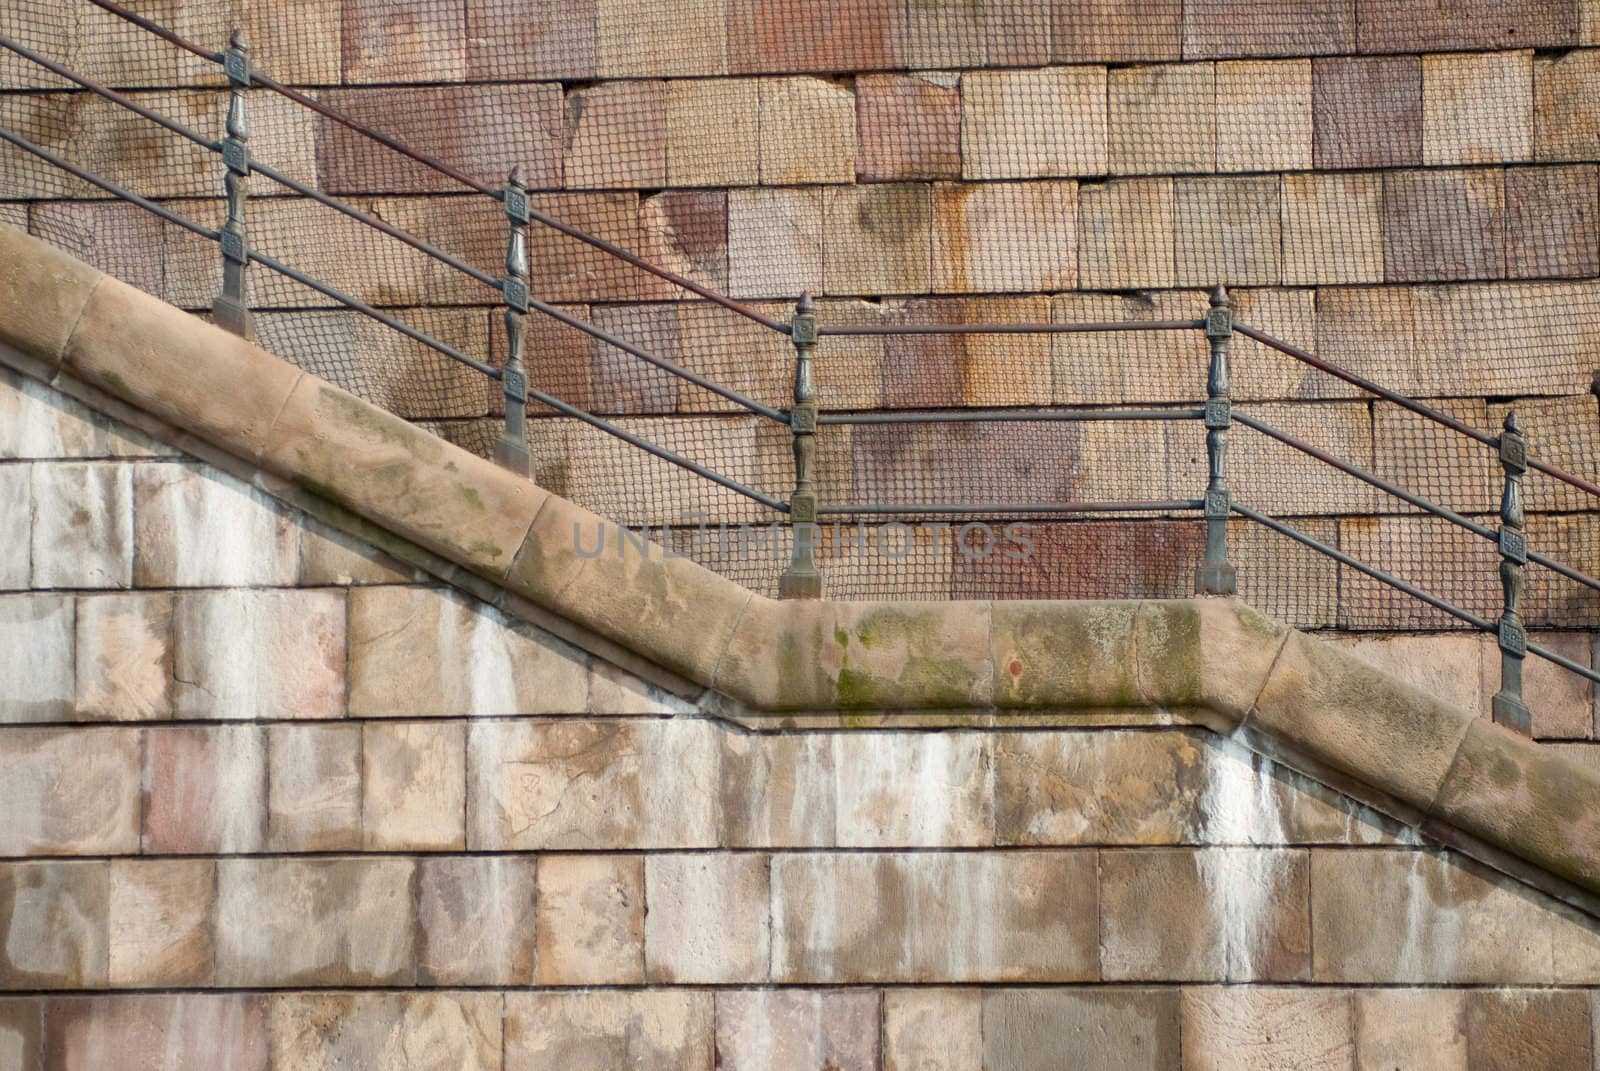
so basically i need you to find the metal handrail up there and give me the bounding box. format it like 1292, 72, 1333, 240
815, 319, 1206, 337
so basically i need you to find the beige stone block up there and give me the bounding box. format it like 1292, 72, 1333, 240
26, 201, 164, 299
0, 861, 108, 989
1329, 633, 1486, 718
1337, 514, 1500, 630
1217, 60, 1312, 172
267, 724, 362, 852
674, 301, 793, 414
466, 0, 596, 81
1281, 172, 1383, 285
962, 67, 1108, 179
173, 589, 346, 719
587, 660, 697, 716
362, 721, 466, 851
1585, 0, 1600, 43
215, 858, 416, 986
1372, 398, 1495, 514
823, 184, 931, 296
418, 857, 537, 986
271, 992, 501, 1071
1078, 178, 1175, 290
1175, 177, 1281, 287
506, 990, 713, 1068
719, 733, 836, 847
0, 595, 74, 723
857, 73, 962, 182
565, 80, 667, 189
760, 77, 856, 184
1535, 50, 1600, 161
245, 0, 341, 84
1413, 282, 1600, 396
131, 463, 297, 587
0, 727, 140, 855
535, 855, 644, 985
143, 726, 266, 855
0, 998, 40, 1071
1354, 990, 1467, 1070
834, 733, 993, 847
1424, 51, 1534, 165
0, 365, 106, 460
596, 0, 726, 76
0, 466, 25, 592
297, 517, 416, 586
772, 851, 1096, 982
31, 462, 132, 589
885, 989, 981, 1071
1109, 63, 1216, 175
1181, 987, 1353, 1070
644, 853, 769, 984
728, 187, 823, 299
43, 994, 268, 1071
74, 594, 171, 721
1199, 400, 1377, 516
714, 990, 878, 1071
1506, 164, 1600, 278
1494, 395, 1600, 511
983, 989, 1181, 1071
1313, 285, 1414, 395
931, 181, 1076, 294
666, 79, 760, 187
1052, 0, 1181, 62
1050, 291, 1203, 404
343, 0, 466, 82
1518, 632, 1596, 739
107, 859, 213, 988
1465, 989, 1591, 1070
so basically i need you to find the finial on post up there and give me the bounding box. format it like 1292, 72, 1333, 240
1210, 283, 1228, 308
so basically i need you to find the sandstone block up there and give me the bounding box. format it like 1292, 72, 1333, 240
244, 0, 341, 84
143, 725, 267, 854
1506, 164, 1600, 278
1174, 177, 1281, 286
526, 192, 645, 302
215, 858, 416, 986
0, 466, 25, 591
834, 733, 993, 846
348, 585, 589, 716
665, 79, 759, 187
1313, 285, 1414, 395
267, 724, 362, 852
1281, 172, 1384, 285
586, 303, 682, 415
595, 0, 726, 77
772, 851, 1096, 982
1522, 632, 1593, 739
1109, 63, 1216, 175
132, 463, 297, 587
31, 462, 132, 589
899, 0, 988, 67
728, 187, 823, 299
73, 594, 172, 721
588, 660, 697, 716
0, 595, 74, 723
270, 992, 501, 1071
0, 861, 108, 989
884, 989, 980, 1071
1078, 178, 1175, 290
719, 732, 837, 847
1328, 633, 1486, 718
1383, 169, 1506, 282
0, 209, 104, 359
644, 853, 770, 983
983, 989, 1181, 1071
714, 990, 878, 1071
760, 77, 856, 184
1372, 398, 1495, 514
1466, 989, 1591, 1070
1534, 50, 1600, 161
1217, 60, 1312, 171
961, 67, 1108, 179
728, 0, 904, 73
824, 184, 931, 296
1050, 291, 1204, 404
534, 854, 644, 984
1411, 282, 1600, 397
506, 990, 713, 1068
1424, 51, 1534, 165
342, 0, 466, 82
0, 999, 40, 1071
172, 589, 346, 719
1357, 0, 1577, 52
931, 181, 1076, 293
417, 856, 537, 986
1585, 0, 1599, 42
297, 517, 416, 586
1526, 513, 1600, 629
26, 201, 164, 300
466, 0, 596, 81
1354, 990, 1466, 1070
1181, 987, 1353, 1070
0, 728, 140, 855
879, 296, 1053, 408
1313, 56, 1422, 168
1490, 396, 1600, 511
362, 721, 466, 851
107, 859, 213, 988
638, 191, 730, 301
44, 995, 267, 1071
1053, 0, 1181, 61
1184, 0, 1355, 56
565, 80, 667, 189
856, 73, 961, 182
673, 302, 793, 414
1337, 514, 1500, 629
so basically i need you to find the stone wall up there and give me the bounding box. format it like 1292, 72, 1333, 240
6, 339, 1600, 1065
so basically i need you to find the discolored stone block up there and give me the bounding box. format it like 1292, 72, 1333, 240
132, 463, 297, 587
362, 721, 466, 851
760, 77, 856, 184
665, 79, 760, 187
879, 296, 1053, 408
1354, 990, 1466, 1070
1281, 172, 1384, 285
1488, 395, 1600, 512
74, 594, 172, 721
638, 190, 730, 300
0, 595, 74, 723
1183, 0, 1355, 57
728, 0, 904, 73
0, 466, 25, 591
107, 859, 214, 988
533, 854, 643, 984
417, 857, 537, 985
267, 724, 362, 852
715, 990, 878, 1071
342, 0, 466, 82
506, 990, 713, 1068
564, 80, 667, 189
44, 995, 268, 1071
1534, 49, 1600, 161
0, 728, 140, 856
1506, 164, 1600, 278
270, 992, 501, 1071
466, 0, 596, 81
1383, 169, 1506, 282
823, 183, 931, 296
1216, 60, 1312, 172
1411, 281, 1600, 397
1078, 178, 1175, 289
1181, 987, 1353, 1070
856, 73, 961, 182
142, 725, 266, 855
1337, 514, 1500, 629
1423, 51, 1534, 165
0, 999, 40, 1071
931, 182, 1076, 294
961, 67, 1108, 179
719, 733, 837, 847
1313, 55, 1422, 169
983, 989, 1181, 1071
1109, 62, 1216, 175
0, 365, 105, 461
1356, 0, 1578, 52
246, 0, 341, 84
834, 733, 993, 846
1466, 989, 1591, 1070
27, 201, 165, 299
297, 517, 416, 587
173, 589, 346, 719
1329, 633, 1486, 718
0, 861, 108, 989
595, 0, 727, 77
644, 853, 770, 983
728, 186, 824, 299
885, 989, 980, 1071
1174, 176, 1281, 286
1053, 0, 1181, 62
31, 462, 132, 589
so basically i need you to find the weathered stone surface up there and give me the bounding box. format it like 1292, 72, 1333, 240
342, 0, 466, 82
714, 990, 878, 1071
0, 222, 104, 365
1383, 168, 1506, 282
1181, 987, 1353, 1070
961, 67, 1108, 179
931, 181, 1076, 294
1535, 49, 1600, 161
565, 80, 667, 189
73, 594, 171, 721
131, 462, 296, 587
1217, 60, 1312, 171
142, 726, 266, 855
535, 854, 644, 984
0, 861, 108, 989
1411, 282, 1600, 396
25, 201, 164, 301
760, 77, 856, 184
1213, 400, 1377, 516
834, 733, 993, 846
879, 296, 1053, 408
1329, 633, 1486, 717
772, 851, 1096, 982
506, 990, 713, 1069
1357, 0, 1578, 52
1053, 0, 1181, 61
1337, 514, 1500, 629
0, 466, 26, 591
31, 462, 131, 589
1424, 51, 1534, 165
1174, 177, 1281, 286
884, 989, 980, 1071
1585, 0, 1599, 42
0, 595, 74, 723
173, 589, 346, 719
1465, 989, 1591, 1070
270, 992, 501, 1071
0, 998, 40, 1071
466, 0, 595, 81
595, 0, 726, 77
588, 659, 696, 716
1371, 398, 1495, 513
267, 724, 362, 853
417, 856, 537, 986
1185, 0, 1355, 55
0, 728, 140, 856
215, 858, 416, 986
1078, 178, 1175, 290
644, 853, 769, 983
44, 995, 268, 1071
1109, 62, 1216, 175
983, 989, 1180, 1071
1520, 632, 1593, 739
297, 517, 416, 586
638, 191, 730, 301
1354, 989, 1466, 1070
1281, 172, 1383, 285
362, 721, 466, 851
107, 859, 213, 988
1506, 164, 1599, 278
823, 183, 931, 296
1313, 54, 1423, 168
720, 733, 836, 847
665, 79, 760, 187
1490, 396, 1600, 512
1312, 285, 1413, 395
728, 187, 823, 299
857, 73, 961, 182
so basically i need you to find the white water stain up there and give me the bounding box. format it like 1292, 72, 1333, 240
1196, 734, 1290, 980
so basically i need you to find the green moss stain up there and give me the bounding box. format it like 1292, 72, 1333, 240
97, 369, 129, 395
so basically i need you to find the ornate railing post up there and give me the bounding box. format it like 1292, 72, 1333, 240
1493, 411, 1532, 735
212, 30, 252, 338
494, 166, 532, 477
1195, 284, 1237, 595
779, 292, 822, 599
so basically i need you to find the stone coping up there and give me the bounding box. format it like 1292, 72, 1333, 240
3, 222, 1599, 901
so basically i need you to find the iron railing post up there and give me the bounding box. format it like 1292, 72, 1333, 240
1196, 284, 1237, 595
1493, 411, 1532, 735
494, 166, 532, 477
779, 293, 822, 598
212, 30, 252, 338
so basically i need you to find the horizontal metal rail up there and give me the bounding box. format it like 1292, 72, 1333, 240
819, 407, 1204, 425
1527, 638, 1600, 685
819, 500, 1204, 515
83, 0, 219, 61
1528, 551, 1600, 596
816, 319, 1206, 337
